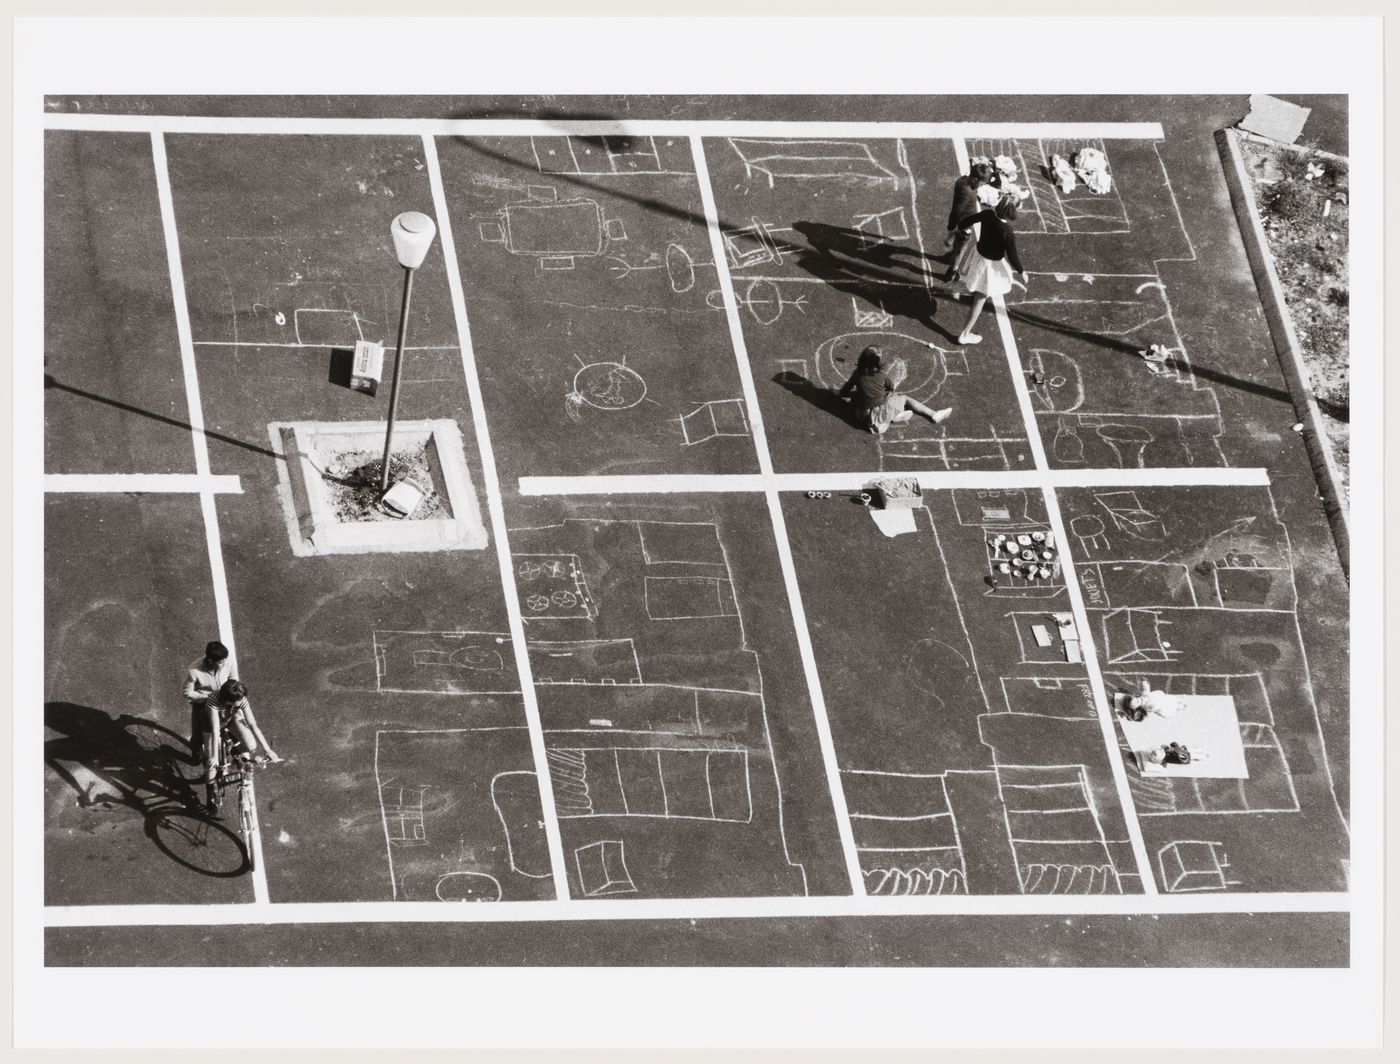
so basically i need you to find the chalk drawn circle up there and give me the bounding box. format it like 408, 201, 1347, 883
742, 280, 784, 326
815, 332, 946, 397
1069, 515, 1105, 537
449, 646, 505, 672
434, 871, 502, 903
572, 362, 646, 411
526, 594, 550, 612
1026, 350, 1084, 413
551, 590, 578, 609
666, 243, 696, 293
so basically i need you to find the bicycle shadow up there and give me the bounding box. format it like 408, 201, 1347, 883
44, 701, 248, 877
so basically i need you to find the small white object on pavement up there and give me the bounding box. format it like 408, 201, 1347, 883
380, 479, 426, 519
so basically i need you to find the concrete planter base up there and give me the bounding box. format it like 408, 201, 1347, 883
269, 418, 488, 556
1215, 126, 1349, 579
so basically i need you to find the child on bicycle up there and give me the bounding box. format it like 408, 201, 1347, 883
201, 679, 281, 811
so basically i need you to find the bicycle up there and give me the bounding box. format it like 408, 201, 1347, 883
206, 718, 277, 874
211, 757, 261, 873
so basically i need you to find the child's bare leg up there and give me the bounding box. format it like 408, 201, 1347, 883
898, 396, 953, 424
958, 295, 987, 343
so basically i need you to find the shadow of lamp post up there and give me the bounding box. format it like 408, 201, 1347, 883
379, 210, 438, 495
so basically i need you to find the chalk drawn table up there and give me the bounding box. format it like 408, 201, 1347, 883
1115, 693, 1249, 779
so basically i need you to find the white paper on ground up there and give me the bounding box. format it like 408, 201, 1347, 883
1117, 693, 1249, 779
1239, 93, 1311, 144
870, 507, 918, 537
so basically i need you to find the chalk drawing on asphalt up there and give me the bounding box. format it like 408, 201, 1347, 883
842, 768, 968, 896
727, 138, 901, 189
1157, 840, 1242, 893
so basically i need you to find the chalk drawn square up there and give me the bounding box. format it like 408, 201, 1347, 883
644, 575, 737, 621
655, 749, 713, 819
679, 400, 750, 446
527, 639, 642, 687
612, 749, 666, 815
1158, 841, 1236, 893
374, 630, 516, 695
503, 200, 604, 257
293, 307, 362, 347
708, 399, 749, 437
574, 840, 636, 897
637, 521, 726, 566
1214, 567, 1281, 608
702, 751, 753, 822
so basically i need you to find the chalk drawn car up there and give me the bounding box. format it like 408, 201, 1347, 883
477, 186, 627, 271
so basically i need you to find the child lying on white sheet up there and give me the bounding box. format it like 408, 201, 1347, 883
1122, 680, 1185, 722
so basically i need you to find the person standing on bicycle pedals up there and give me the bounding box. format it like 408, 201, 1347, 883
183, 640, 231, 761
202, 679, 282, 811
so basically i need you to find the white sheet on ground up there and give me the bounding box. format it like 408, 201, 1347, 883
1117, 693, 1250, 779
870, 507, 917, 537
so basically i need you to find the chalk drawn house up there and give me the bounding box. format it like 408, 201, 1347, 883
510, 517, 810, 899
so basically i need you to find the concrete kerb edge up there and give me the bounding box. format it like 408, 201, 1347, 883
1233, 126, 1348, 167
267, 418, 489, 555
1214, 126, 1350, 580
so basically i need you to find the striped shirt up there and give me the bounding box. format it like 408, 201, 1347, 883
205, 693, 251, 730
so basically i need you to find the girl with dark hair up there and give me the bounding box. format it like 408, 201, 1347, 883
201, 678, 282, 809
954, 194, 1030, 346
942, 161, 996, 282
837, 346, 953, 435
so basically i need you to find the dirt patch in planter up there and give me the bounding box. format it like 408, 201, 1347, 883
321, 444, 449, 523
1240, 138, 1349, 504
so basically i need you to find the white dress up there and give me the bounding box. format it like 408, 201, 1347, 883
962, 247, 1015, 298
961, 189, 1017, 298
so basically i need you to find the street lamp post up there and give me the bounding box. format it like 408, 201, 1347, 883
380, 210, 438, 494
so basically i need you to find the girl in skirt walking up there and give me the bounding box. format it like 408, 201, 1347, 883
954, 195, 1029, 345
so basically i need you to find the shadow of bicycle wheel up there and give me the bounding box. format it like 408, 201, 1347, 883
146, 808, 250, 878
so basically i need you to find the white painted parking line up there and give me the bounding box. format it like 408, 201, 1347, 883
692, 135, 867, 899
152, 132, 270, 905
422, 134, 572, 903
45, 114, 1167, 140
518, 467, 1271, 496
964, 135, 1159, 893
44, 474, 243, 494
42, 887, 1347, 928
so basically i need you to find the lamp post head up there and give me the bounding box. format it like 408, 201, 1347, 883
390, 211, 437, 269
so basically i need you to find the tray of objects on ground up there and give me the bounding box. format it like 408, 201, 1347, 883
988, 529, 1058, 582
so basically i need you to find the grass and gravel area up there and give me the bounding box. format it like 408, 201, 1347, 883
321, 444, 449, 523
1239, 137, 1349, 504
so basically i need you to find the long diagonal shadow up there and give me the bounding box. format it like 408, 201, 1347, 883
45, 374, 280, 462
1003, 306, 1348, 420
445, 117, 723, 235
449, 113, 1351, 424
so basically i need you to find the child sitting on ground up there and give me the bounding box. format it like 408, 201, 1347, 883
1120, 679, 1184, 722
837, 346, 953, 435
